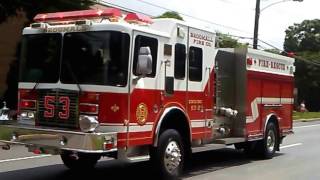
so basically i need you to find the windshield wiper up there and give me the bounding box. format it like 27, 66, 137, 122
32, 81, 40, 92
29, 79, 40, 94
65, 61, 82, 94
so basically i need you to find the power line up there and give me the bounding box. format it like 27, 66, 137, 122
216, 33, 320, 67
99, 0, 305, 54
136, 0, 252, 34
99, 1, 256, 41
258, 38, 282, 50
256, 39, 320, 66
102, 0, 251, 34
98, 0, 320, 67
97, 0, 153, 17
291, 55, 320, 67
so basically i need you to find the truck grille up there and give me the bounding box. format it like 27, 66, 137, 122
37, 89, 79, 129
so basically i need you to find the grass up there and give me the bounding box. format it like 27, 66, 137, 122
293, 112, 320, 121
0, 127, 13, 140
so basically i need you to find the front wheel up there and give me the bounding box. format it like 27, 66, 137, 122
150, 129, 184, 179
60, 150, 101, 170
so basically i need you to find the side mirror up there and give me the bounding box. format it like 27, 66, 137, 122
136, 47, 152, 77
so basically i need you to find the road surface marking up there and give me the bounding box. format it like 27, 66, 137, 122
0, 155, 52, 163
294, 124, 320, 129
280, 143, 302, 149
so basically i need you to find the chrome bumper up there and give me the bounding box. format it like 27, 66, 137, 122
0, 123, 117, 153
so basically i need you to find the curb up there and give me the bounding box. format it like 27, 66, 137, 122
293, 118, 320, 122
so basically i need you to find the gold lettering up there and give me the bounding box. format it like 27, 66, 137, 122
45, 26, 88, 33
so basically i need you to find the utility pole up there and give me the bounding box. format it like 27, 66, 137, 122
253, 0, 303, 49
253, 0, 260, 49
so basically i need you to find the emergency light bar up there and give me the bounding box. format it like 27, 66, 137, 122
33, 8, 121, 22
124, 13, 153, 24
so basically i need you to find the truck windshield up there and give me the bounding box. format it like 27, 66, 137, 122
20, 34, 61, 83
60, 31, 130, 87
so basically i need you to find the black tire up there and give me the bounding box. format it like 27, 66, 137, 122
60, 150, 101, 170
150, 129, 184, 180
256, 122, 279, 159
234, 142, 247, 150
235, 142, 256, 156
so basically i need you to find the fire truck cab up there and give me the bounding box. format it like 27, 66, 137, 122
0, 8, 295, 179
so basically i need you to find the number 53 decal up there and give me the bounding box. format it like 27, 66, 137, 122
44, 96, 70, 119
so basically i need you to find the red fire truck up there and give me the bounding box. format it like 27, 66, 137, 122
0, 8, 295, 179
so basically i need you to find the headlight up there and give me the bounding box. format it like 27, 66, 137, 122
18, 111, 36, 125
20, 112, 28, 118
79, 115, 99, 132
27, 112, 35, 118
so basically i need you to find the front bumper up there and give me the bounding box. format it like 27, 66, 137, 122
0, 123, 117, 153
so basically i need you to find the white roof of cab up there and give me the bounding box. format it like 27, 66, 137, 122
23, 18, 216, 39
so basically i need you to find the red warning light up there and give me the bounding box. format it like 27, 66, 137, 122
20, 100, 36, 109
124, 13, 153, 24
287, 52, 295, 57
33, 8, 121, 22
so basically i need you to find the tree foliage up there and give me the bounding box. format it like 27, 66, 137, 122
284, 19, 320, 52
284, 19, 320, 111
0, 0, 94, 23
264, 49, 281, 55
156, 11, 183, 21
216, 33, 247, 48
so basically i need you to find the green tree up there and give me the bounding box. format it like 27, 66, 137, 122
0, 0, 94, 23
216, 33, 247, 48
284, 19, 320, 111
284, 19, 320, 52
264, 49, 281, 55
156, 11, 183, 21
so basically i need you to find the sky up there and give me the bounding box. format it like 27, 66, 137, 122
100, 0, 319, 50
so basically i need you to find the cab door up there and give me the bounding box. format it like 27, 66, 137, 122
173, 25, 188, 115
187, 28, 216, 140
128, 31, 161, 147
187, 28, 206, 138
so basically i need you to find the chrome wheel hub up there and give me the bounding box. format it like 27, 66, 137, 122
164, 140, 182, 173
267, 130, 275, 152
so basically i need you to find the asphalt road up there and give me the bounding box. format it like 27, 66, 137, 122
0, 120, 319, 180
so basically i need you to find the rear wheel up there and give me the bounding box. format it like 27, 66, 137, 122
151, 129, 184, 179
254, 122, 278, 159
60, 150, 101, 170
